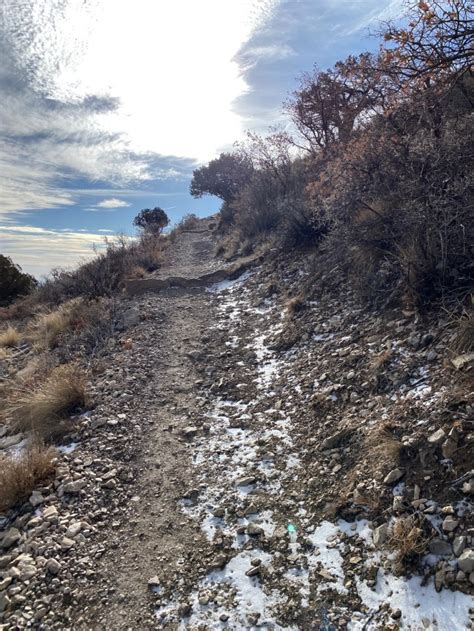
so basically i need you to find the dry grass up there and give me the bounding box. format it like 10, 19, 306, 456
0, 443, 56, 512
4, 364, 87, 437
452, 310, 474, 353
28, 305, 72, 349
286, 293, 306, 317
0, 326, 21, 348
128, 265, 147, 279
388, 515, 429, 571
371, 347, 392, 372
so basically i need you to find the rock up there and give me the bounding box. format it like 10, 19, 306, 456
29, 491, 45, 507
442, 516, 459, 532
247, 524, 264, 537
451, 353, 474, 370
245, 565, 261, 577
462, 478, 474, 494
63, 479, 86, 493
18, 564, 37, 581
428, 428, 446, 444
373, 524, 389, 547
383, 468, 404, 485
429, 539, 452, 556
66, 522, 83, 538
0, 433, 23, 450
60, 537, 75, 550
148, 575, 160, 587
43, 505, 58, 521
0, 576, 12, 590
458, 550, 474, 574
453, 536, 467, 557
434, 569, 445, 592
235, 476, 256, 487
0, 593, 11, 612
46, 559, 61, 575
0, 528, 21, 549
182, 426, 198, 439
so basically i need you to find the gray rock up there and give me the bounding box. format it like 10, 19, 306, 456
0, 528, 21, 549
0, 433, 23, 450
458, 550, 474, 574
428, 428, 446, 444
453, 536, 467, 557
46, 558, 61, 575
235, 476, 256, 487
442, 516, 459, 532
43, 505, 58, 521
373, 524, 389, 547
383, 468, 404, 485
29, 491, 45, 507
429, 539, 452, 556
63, 479, 86, 493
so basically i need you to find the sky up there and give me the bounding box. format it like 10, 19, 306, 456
0, 0, 403, 277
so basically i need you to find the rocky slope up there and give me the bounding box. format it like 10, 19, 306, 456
0, 219, 473, 630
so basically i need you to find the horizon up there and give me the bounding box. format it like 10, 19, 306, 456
0, 0, 402, 278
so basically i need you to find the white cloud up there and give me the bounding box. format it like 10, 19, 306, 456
0, 224, 110, 277
96, 198, 131, 209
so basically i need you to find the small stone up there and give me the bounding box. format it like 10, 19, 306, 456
428, 428, 446, 444
383, 468, 404, 485
29, 491, 45, 507
441, 438, 457, 459
182, 426, 198, 439
148, 575, 160, 587
235, 476, 256, 487
442, 516, 459, 532
391, 609, 402, 620
63, 479, 86, 493
373, 524, 389, 547
462, 479, 474, 494
458, 550, 474, 574
66, 522, 83, 538
246, 565, 261, 577
453, 536, 467, 557
60, 537, 75, 550
247, 523, 264, 537
0, 528, 21, 549
429, 539, 452, 556
43, 505, 58, 521
46, 559, 61, 575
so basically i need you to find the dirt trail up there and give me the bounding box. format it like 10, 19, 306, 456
68, 220, 472, 631
1, 219, 472, 629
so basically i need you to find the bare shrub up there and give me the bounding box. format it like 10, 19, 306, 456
452, 309, 474, 353
0, 326, 21, 348
389, 515, 430, 572
0, 443, 56, 512
4, 364, 87, 437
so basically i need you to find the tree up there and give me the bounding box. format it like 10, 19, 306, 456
381, 0, 474, 88
0, 255, 37, 306
287, 53, 390, 153
133, 207, 169, 235
190, 153, 254, 204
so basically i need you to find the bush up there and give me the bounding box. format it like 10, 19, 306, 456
133, 207, 169, 235
0, 255, 37, 306
0, 443, 56, 512
0, 326, 21, 348
3, 364, 87, 437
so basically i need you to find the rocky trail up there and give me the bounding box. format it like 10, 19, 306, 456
0, 219, 473, 630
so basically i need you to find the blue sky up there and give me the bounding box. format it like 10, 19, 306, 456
0, 0, 402, 277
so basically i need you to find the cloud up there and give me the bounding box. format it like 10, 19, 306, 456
0, 224, 109, 277
96, 198, 131, 209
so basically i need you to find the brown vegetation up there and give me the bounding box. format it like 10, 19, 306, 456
388, 515, 430, 572
3, 364, 87, 437
0, 326, 21, 348
0, 444, 56, 512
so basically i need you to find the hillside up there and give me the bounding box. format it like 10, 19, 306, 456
0, 218, 472, 630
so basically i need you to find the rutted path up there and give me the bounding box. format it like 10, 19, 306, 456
69, 219, 471, 630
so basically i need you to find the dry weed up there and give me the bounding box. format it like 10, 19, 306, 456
452, 310, 474, 353
28, 306, 72, 349
4, 364, 87, 437
0, 326, 21, 348
389, 515, 429, 571
0, 443, 56, 512
371, 347, 392, 372
286, 293, 306, 317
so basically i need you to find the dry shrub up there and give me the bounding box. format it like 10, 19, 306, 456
128, 265, 147, 279
452, 309, 474, 353
0, 326, 20, 348
177, 213, 200, 231
389, 515, 429, 571
371, 347, 392, 372
0, 443, 56, 512
286, 293, 306, 317
29, 307, 71, 349
4, 364, 87, 437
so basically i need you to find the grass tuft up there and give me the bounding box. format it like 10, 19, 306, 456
4, 364, 87, 437
0, 326, 21, 348
0, 443, 56, 512
389, 515, 429, 571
